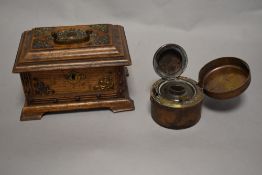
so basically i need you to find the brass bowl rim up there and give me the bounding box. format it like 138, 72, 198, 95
151, 76, 204, 108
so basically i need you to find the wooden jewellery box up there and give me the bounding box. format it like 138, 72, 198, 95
12, 24, 135, 121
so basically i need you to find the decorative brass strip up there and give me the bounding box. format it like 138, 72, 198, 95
151, 76, 204, 108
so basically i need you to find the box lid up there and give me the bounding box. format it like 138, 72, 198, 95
13, 24, 132, 73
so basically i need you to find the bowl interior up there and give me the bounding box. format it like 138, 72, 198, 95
199, 57, 251, 99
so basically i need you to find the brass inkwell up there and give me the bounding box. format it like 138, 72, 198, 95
150, 44, 251, 129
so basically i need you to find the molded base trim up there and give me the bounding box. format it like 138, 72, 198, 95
20, 98, 134, 121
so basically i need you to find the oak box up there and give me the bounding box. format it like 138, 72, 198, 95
12, 24, 134, 121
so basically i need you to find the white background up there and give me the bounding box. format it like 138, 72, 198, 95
0, 0, 262, 175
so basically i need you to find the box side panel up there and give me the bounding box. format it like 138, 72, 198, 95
23, 67, 126, 105
20, 72, 34, 104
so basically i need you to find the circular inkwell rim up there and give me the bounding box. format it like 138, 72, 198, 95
151, 76, 204, 108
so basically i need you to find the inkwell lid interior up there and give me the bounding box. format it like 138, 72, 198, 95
153, 44, 188, 79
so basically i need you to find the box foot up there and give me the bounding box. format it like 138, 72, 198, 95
110, 99, 134, 112
20, 107, 44, 121
19, 98, 135, 121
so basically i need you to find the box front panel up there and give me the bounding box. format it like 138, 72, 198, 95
21, 67, 125, 104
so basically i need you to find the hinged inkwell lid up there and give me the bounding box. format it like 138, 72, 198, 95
152, 44, 203, 106
153, 44, 188, 79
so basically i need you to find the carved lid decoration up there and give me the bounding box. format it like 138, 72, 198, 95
13, 24, 132, 73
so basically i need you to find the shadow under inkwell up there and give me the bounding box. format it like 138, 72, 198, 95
203, 94, 246, 112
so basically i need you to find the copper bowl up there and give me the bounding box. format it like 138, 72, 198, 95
198, 57, 251, 99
